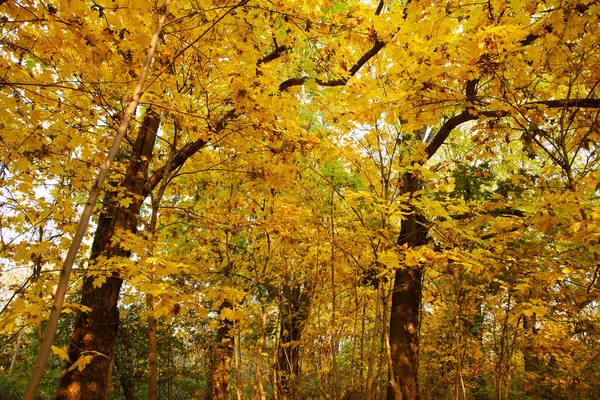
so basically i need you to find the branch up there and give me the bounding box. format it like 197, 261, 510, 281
146, 139, 207, 194
465, 79, 479, 102
425, 95, 598, 160
257, 45, 289, 66
145, 108, 235, 193
278, 0, 390, 92
375, 0, 385, 15
147, 34, 292, 187
425, 109, 507, 159
448, 208, 526, 221
529, 99, 600, 108
519, 25, 553, 46
519, 3, 594, 46
278, 40, 386, 91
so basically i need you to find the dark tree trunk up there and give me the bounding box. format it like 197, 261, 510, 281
205, 300, 234, 400
277, 284, 311, 399
55, 110, 160, 400
387, 172, 428, 400
523, 313, 541, 397
147, 294, 158, 400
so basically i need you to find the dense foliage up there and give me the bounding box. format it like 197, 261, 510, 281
1, 0, 599, 399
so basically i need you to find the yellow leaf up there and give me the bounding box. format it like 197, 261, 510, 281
536, 215, 556, 234
68, 351, 106, 372
93, 275, 107, 288
68, 355, 94, 372
119, 197, 133, 208
404, 250, 420, 267
194, 305, 208, 318
220, 307, 235, 321
52, 345, 69, 361
378, 251, 400, 269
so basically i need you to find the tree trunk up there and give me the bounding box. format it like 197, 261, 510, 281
523, 313, 540, 397
523, 313, 539, 373
206, 300, 234, 400
8, 328, 23, 375
256, 303, 267, 400
55, 110, 160, 400
387, 172, 428, 400
147, 294, 158, 400
277, 284, 311, 399
366, 279, 382, 400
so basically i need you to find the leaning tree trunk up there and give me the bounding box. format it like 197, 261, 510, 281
387, 172, 429, 400
277, 284, 311, 399
205, 300, 235, 400
55, 110, 160, 399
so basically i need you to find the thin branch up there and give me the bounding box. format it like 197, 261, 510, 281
529, 99, 600, 108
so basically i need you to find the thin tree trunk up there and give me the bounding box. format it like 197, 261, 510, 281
55, 109, 161, 399
366, 280, 382, 400
256, 303, 267, 400
454, 335, 466, 400
233, 319, 243, 400
146, 123, 176, 400
360, 301, 366, 397
167, 327, 173, 400
349, 288, 359, 391
8, 328, 23, 375
272, 312, 280, 400
147, 295, 158, 400
330, 192, 339, 400
23, 4, 171, 397
523, 313, 539, 374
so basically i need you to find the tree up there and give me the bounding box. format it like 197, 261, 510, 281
2, 0, 600, 398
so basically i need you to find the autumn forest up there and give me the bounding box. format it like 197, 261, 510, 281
1, 0, 599, 399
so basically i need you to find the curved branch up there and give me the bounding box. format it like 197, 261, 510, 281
279, 40, 386, 91
425, 96, 600, 160
425, 110, 507, 159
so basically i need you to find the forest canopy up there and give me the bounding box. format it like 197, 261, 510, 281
1, 0, 600, 399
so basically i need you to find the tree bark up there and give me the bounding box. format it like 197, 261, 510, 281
387, 172, 428, 400
523, 313, 541, 397
277, 284, 311, 399
147, 294, 158, 400
8, 328, 23, 375
366, 280, 382, 400
206, 300, 234, 400
55, 110, 160, 400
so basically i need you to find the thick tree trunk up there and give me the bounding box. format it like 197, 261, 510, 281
206, 300, 234, 400
277, 284, 311, 399
387, 172, 428, 400
55, 110, 160, 400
